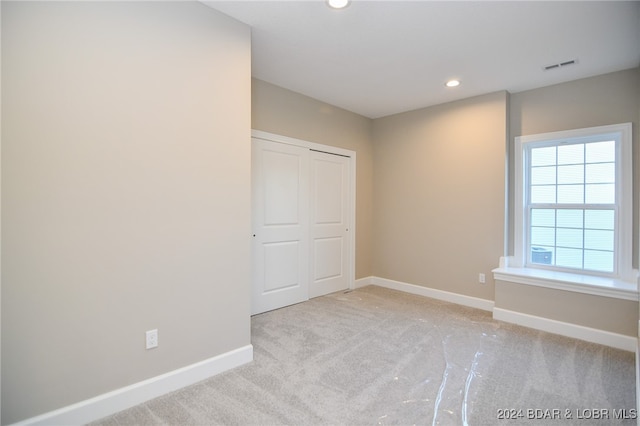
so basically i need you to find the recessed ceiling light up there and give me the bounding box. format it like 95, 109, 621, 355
327, 0, 350, 9
445, 80, 461, 88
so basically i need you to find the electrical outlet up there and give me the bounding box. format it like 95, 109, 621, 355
146, 329, 158, 349
478, 273, 486, 284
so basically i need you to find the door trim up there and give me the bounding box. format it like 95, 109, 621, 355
252, 129, 356, 292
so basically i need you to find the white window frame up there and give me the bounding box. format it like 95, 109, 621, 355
509, 123, 636, 294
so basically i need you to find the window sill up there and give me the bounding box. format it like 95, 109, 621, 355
492, 266, 638, 301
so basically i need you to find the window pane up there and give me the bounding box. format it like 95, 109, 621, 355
584, 250, 613, 272
557, 185, 583, 203
556, 248, 583, 269
586, 141, 615, 163
585, 230, 614, 251
531, 247, 553, 265
531, 209, 555, 227
531, 166, 556, 185
585, 184, 615, 204
557, 209, 583, 228
558, 144, 583, 165
584, 250, 613, 273
531, 185, 556, 203
557, 165, 584, 184
557, 228, 583, 249
531, 227, 555, 246
585, 210, 614, 230
586, 163, 615, 184
522, 125, 626, 278
531, 146, 556, 166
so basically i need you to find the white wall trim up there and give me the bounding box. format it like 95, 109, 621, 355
371, 277, 495, 312
354, 276, 374, 289
493, 308, 635, 352
252, 129, 354, 158
493, 266, 638, 301
12, 345, 253, 426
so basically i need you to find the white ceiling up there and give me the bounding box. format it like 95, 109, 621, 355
203, 1, 640, 119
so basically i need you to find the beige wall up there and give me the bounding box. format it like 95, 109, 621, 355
500, 68, 640, 337
372, 92, 508, 301
1, 2, 251, 423
252, 78, 374, 278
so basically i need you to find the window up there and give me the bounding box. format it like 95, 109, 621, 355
514, 123, 634, 282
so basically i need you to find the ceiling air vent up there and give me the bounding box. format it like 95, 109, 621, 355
543, 59, 578, 71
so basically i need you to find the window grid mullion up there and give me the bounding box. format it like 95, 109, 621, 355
582, 143, 586, 269
554, 145, 558, 259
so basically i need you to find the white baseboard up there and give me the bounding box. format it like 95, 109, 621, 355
14, 345, 253, 426
371, 276, 494, 312
353, 276, 374, 289
494, 308, 636, 352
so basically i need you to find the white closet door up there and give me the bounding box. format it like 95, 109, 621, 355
309, 150, 350, 298
251, 138, 309, 315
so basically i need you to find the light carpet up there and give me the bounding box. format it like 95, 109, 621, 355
93, 285, 636, 425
